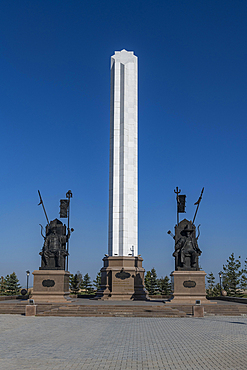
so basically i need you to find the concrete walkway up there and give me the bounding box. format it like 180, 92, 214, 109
0, 315, 247, 369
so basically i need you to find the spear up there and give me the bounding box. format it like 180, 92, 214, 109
38, 190, 49, 224
66, 190, 73, 271
192, 187, 204, 224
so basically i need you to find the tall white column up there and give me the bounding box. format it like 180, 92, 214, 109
108, 50, 138, 257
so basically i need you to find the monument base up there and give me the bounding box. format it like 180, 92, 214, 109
32, 270, 71, 303
167, 270, 209, 304
96, 256, 148, 300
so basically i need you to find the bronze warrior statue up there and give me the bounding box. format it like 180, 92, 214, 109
37, 190, 73, 271
168, 188, 204, 271
39, 219, 69, 270
173, 219, 202, 271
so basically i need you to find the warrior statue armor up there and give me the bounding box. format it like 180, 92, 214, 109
38, 190, 73, 271
39, 219, 69, 270
173, 219, 201, 271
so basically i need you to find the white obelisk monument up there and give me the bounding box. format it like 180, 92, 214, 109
99, 50, 147, 300
108, 49, 138, 257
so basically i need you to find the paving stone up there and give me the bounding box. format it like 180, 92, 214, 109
0, 315, 247, 369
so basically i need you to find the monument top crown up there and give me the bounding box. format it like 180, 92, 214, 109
115, 49, 133, 54
112, 49, 137, 64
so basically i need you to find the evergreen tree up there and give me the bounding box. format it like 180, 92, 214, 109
150, 268, 158, 294
93, 272, 101, 291
69, 273, 74, 289
212, 283, 221, 297
144, 271, 152, 293
145, 268, 158, 295
206, 272, 222, 297
69, 273, 80, 294
81, 273, 93, 294
240, 259, 247, 292
76, 271, 83, 287
0, 276, 6, 295
222, 253, 243, 296
5, 272, 21, 296
157, 276, 172, 295
206, 272, 216, 296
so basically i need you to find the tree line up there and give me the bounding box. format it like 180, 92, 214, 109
144, 268, 172, 295
69, 271, 101, 294
69, 268, 172, 296
206, 253, 247, 297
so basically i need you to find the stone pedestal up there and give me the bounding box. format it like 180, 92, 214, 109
193, 305, 204, 317
25, 305, 37, 316
32, 270, 71, 303
97, 256, 147, 300
168, 270, 208, 304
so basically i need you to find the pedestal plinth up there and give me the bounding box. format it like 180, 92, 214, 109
32, 270, 71, 303
97, 256, 147, 300
169, 270, 208, 304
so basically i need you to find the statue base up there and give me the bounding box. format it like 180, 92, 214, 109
32, 270, 71, 303
96, 256, 148, 300
167, 270, 209, 304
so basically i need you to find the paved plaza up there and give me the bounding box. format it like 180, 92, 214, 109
0, 315, 247, 369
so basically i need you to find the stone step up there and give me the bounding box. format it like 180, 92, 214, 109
36, 305, 186, 317
50, 306, 173, 311
0, 305, 26, 314
0, 303, 61, 315
2, 302, 247, 317
168, 304, 247, 316
54, 306, 170, 311
38, 312, 185, 317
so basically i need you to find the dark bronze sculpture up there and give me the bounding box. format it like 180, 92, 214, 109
168, 188, 204, 271
173, 219, 201, 270
39, 219, 69, 270
38, 190, 73, 271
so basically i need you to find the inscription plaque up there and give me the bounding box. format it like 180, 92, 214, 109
42, 279, 55, 287
115, 271, 131, 280
183, 280, 196, 288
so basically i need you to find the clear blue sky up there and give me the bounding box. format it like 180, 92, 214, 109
0, 0, 246, 287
